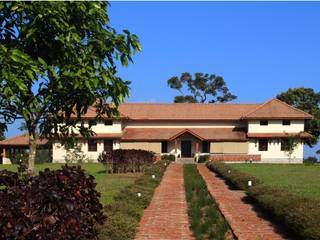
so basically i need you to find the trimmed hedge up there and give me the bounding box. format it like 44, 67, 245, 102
197, 155, 209, 163
206, 161, 320, 240
98, 160, 170, 240
206, 161, 262, 190
98, 149, 155, 173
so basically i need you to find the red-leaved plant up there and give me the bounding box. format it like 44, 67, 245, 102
0, 165, 105, 240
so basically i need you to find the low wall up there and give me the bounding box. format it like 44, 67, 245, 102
209, 154, 261, 162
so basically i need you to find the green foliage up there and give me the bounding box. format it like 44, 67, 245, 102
277, 87, 320, 146
281, 135, 300, 160
247, 185, 320, 240
197, 155, 209, 163
65, 145, 90, 164
161, 154, 176, 161
0, 2, 141, 171
98, 160, 169, 240
304, 156, 318, 164
167, 72, 237, 103
183, 165, 231, 240
206, 161, 262, 190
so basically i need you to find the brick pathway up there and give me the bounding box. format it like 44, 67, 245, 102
135, 163, 194, 240
197, 164, 290, 240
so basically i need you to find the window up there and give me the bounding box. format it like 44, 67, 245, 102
202, 141, 209, 153
104, 139, 113, 152
161, 141, 168, 153
88, 120, 97, 126
104, 120, 113, 125
258, 139, 268, 151
260, 120, 268, 126
88, 139, 97, 152
282, 120, 291, 126
281, 139, 290, 151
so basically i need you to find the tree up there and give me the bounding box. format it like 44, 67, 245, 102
167, 72, 237, 103
0, 2, 141, 173
276, 88, 320, 147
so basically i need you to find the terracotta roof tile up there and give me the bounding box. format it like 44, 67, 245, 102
247, 132, 312, 139
0, 134, 49, 146
121, 128, 247, 141
242, 99, 312, 120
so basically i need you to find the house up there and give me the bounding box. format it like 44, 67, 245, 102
0, 99, 313, 164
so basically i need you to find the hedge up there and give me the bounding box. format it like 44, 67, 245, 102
206, 161, 320, 240
98, 159, 170, 240
161, 154, 176, 161
206, 161, 262, 190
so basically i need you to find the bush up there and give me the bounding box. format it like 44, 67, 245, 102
99, 160, 170, 240
247, 184, 320, 240
98, 149, 155, 173
206, 161, 262, 190
161, 154, 175, 161
65, 145, 90, 164
197, 155, 209, 163
0, 165, 105, 240
304, 156, 318, 164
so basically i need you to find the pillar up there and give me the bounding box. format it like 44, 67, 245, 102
196, 142, 199, 153
2, 147, 5, 158
174, 139, 177, 153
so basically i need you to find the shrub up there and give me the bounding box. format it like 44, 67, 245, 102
206, 161, 262, 190
304, 156, 318, 164
99, 160, 170, 240
98, 149, 155, 173
197, 155, 209, 163
65, 145, 90, 164
247, 184, 320, 240
161, 154, 175, 161
0, 165, 105, 240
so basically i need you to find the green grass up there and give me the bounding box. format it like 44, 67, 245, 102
183, 164, 231, 240
0, 163, 140, 205
231, 163, 320, 199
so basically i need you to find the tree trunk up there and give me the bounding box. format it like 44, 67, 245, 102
28, 130, 37, 175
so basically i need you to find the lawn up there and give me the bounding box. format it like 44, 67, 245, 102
230, 163, 320, 199
0, 163, 141, 205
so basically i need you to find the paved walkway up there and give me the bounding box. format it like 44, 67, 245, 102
197, 164, 290, 240
135, 163, 194, 240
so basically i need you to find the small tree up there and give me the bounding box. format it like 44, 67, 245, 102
0, 2, 141, 173
167, 72, 237, 103
282, 135, 300, 162
65, 145, 90, 164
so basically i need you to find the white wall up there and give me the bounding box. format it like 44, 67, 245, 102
52, 139, 120, 163
124, 120, 245, 129
248, 139, 304, 163
59, 120, 122, 134
248, 120, 304, 133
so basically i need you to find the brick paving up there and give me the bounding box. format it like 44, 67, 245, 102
197, 164, 290, 240
135, 163, 194, 240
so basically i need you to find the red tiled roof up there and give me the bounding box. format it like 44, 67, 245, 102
242, 99, 312, 120
247, 132, 312, 139
118, 103, 260, 121
121, 128, 247, 141
72, 99, 312, 121
0, 134, 49, 146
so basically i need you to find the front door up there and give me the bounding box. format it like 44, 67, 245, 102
181, 140, 192, 157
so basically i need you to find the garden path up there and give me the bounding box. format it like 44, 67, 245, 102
135, 163, 194, 240
197, 164, 291, 240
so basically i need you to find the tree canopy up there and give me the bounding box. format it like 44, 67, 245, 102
0, 2, 141, 172
167, 72, 237, 103
276, 87, 320, 147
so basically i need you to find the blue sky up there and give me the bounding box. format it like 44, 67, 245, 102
6, 2, 320, 157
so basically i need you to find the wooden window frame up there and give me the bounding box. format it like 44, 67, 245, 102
202, 141, 209, 153
260, 120, 268, 126
161, 141, 168, 153
104, 120, 113, 126
282, 120, 291, 126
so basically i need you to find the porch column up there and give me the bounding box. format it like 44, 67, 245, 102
196, 142, 199, 153
2, 147, 5, 158
174, 139, 177, 153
